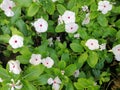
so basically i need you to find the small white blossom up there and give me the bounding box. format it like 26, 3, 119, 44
98, 1, 112, 14
8, 60, 22, 74
112, 44, 120, 55
8, 79, 22, 90
9, 35, 24, 49
33, 18, 48, 33
62, 10, 75, 24
0, 78, 3, 82
29, 54, 42, 65
42, 57, 54, 68
115, 54, 120, 61
74, 33, 80, 39
99, 43, 106, 50
56, 37, 61, 42
82, 5, 89, 12
82, 13, 90, 25
47, 76, 61, 90
58, 15, 63, 25
52, 0, 57, 2
61, 70, 65, 75
0, 0, 15, 17
85, 39, 99, 50
48, 37, 53, 46
48, 78, 54, 85
74, 70, 79, 78
65, 23, 78, 33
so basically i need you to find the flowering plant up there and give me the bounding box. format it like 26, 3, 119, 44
0, 0, 120, 90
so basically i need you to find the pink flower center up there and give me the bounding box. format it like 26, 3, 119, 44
103, 5, 106, 8
14, 40, 17, 43
91, 43, 93, 45
68, 16, 70, 19
40, 24, 42, 27
9, 6, 12, 9
54, 81, 56, 84
71, 27, 73, 30
35, 58, 38, 61
46, 62, 49, 64
12, 83, 15, 87
118, 49, 120, 51
13, 65, 15, 68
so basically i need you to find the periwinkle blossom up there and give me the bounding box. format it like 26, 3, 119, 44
9, 35, 24, 49
42, 57, 54, 68
112, 44, 120, 61
65, 23, 79, 33
58, 15, 63, 25
29, 54, 42, 65
62, 10, 75, 24
0, 0, 15, 17
33, 18, 48, 33
52, 0, 57, 2
82, 13, 90, 25
74, 33, 80, 39
98, 1, 112, 14
48, 76, 61, 90
48, 37, 53, 46
82, 5, 89, 12
74, 70, 80, 78
99, 43, 106, 51
8, 79, 22, 90
85, 39, 99, 50
0, 78, 3, 82
8, 60, 22, 74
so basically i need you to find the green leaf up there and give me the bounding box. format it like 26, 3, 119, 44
55, 24, 65, 33
87, 52, 99, 68
70, 43, 84, 53
115, 19, 120, 28
0, 67, 10, 79
23, 65, 45, 81
43, 0, 55, 15
65, 83, 74, 90
58, 60, 66, 69
11, 7, 21, 24
65, 64, 77, 76
67, 0, 76, 10
0, 34, 10, 43
33, 74, 52, 85
112, 6, 120, 14
14, 0, 32, 7
78, 52, 88, 68
61, 53, 70, 62
57, 4, 66, 14
16, 19, 28, 36
22, 80, 37, 90
116, 30, 120, 39
79, 29, 89, 40
27, 3, 40, 17
97, 14, 108, 27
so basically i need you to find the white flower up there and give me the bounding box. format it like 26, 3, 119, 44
29, 54, 42, 65
98, 1, 112, 14
52, 0, 57, 2
58, 15, 63, 25
62, 10, 75, 24
74, 70, 79, 78
85, 39, 99, 50
61, 70, 65, 75
42, 57, 54, 68
47, 76, 61, 90
82, 5, 89, 12
48, 37, 53, 46
74, 33, 80, 39
8, 60, 22, 74
0, 78, 3, 82
0, 0, 15, 17
33, 18, 48, 33
65, 23, 78, 33
82, 13, 90, 25
9, 35, 24, 49
8, 79, 22, 90
56, 37, 61, 42
112, 44, 120, 55
99, 43, 106, 50
115, 54, 120, 61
